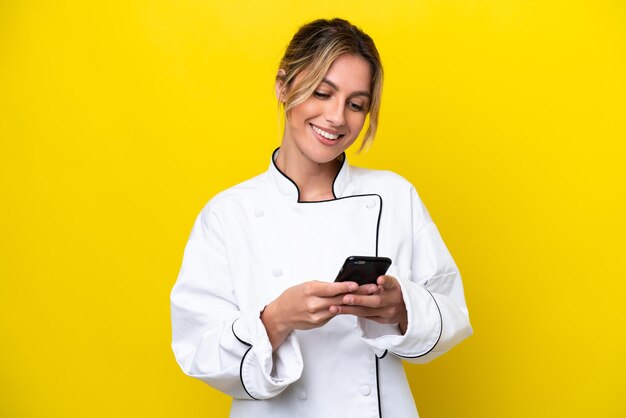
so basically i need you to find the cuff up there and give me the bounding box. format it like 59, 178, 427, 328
232, 311, 303, 399
357, 267, 443, 358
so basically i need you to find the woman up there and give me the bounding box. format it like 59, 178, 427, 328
171, 18, 472, 418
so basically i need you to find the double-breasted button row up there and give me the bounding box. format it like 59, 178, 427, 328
254, 207, 284, 278
359, 384, 371, 396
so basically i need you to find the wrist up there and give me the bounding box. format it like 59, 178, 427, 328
260, 301, 291, 350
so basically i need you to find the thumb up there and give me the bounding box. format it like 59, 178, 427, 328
379, 275, 396, 290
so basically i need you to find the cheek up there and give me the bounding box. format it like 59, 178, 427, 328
292, 99, 320, 123
347, 113, 367, 133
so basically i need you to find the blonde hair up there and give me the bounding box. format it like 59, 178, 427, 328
276, 18, 383, 152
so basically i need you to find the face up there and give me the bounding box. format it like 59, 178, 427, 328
279, 54, 372, 165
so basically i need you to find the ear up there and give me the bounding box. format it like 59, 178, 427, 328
275, 69, 287, 102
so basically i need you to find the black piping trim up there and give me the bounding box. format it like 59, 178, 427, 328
375, 192, 383, 417
231, 319, 257, 400
290, 190, 385, 415
271, 148, 301, 202
273, 147, 385, 415
239, 347, 259, 400
231, 318, 252, 347
271, 147, 346, 203
376, 355, 382, 418
377, 349, 389, 360
375, 194, 384, 418
374, 194, 383, 257
298, 193, 382, 205
392, 288, 444, 359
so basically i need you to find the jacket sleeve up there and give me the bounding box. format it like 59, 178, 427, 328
170, 204, 303, 399
357, 187, 473, 363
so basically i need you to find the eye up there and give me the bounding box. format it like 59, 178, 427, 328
348, 101, 366, 112
313, 91, 330, 99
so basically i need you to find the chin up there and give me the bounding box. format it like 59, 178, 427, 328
304, 145, 345, 164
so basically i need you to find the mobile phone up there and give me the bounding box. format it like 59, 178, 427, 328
334, 256, 392, 286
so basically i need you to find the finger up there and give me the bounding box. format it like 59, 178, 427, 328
378, 275, 396, 290
342, 293, 384, 308
310, 294, 351, 312
306, 280, 358, 297
332, 306, 400, 325
352, 284, 379, 295
332, 305, 380, 318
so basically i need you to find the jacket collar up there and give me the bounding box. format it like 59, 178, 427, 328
268, 147, 351, 202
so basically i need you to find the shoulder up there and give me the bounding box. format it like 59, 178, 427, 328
197, 171, 268, 221
349, 165, 432, 224
349, 165, 416, 194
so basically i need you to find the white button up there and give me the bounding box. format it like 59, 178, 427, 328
366, 200, 377, 209
254, 208, 264, 217
272, 268, 283, 277
297, 391, 308, 400
359, 385, 371, 396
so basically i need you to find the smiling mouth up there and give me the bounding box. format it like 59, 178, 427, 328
310, 124, 344, 141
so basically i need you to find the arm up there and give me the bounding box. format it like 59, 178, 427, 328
335, 187, 473, 362
170, 205, 303, 400
375, 222, 472, 363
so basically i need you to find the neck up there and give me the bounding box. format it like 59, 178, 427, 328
274, 144, 343, 202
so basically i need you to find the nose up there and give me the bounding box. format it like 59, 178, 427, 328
324, 99, 346, 127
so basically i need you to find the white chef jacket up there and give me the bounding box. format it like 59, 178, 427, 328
171, 148, 472, 418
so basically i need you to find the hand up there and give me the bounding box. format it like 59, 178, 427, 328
261, 280, 358, 351
329, 275, 409, 334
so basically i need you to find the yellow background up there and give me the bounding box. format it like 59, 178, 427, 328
1, 0, 625, 417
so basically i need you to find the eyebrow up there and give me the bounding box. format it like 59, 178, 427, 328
321, 78, 371, 98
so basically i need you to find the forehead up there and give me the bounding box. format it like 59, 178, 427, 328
323, 54, 371, 93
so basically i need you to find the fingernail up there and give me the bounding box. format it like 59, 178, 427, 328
348, 283, 357, 291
